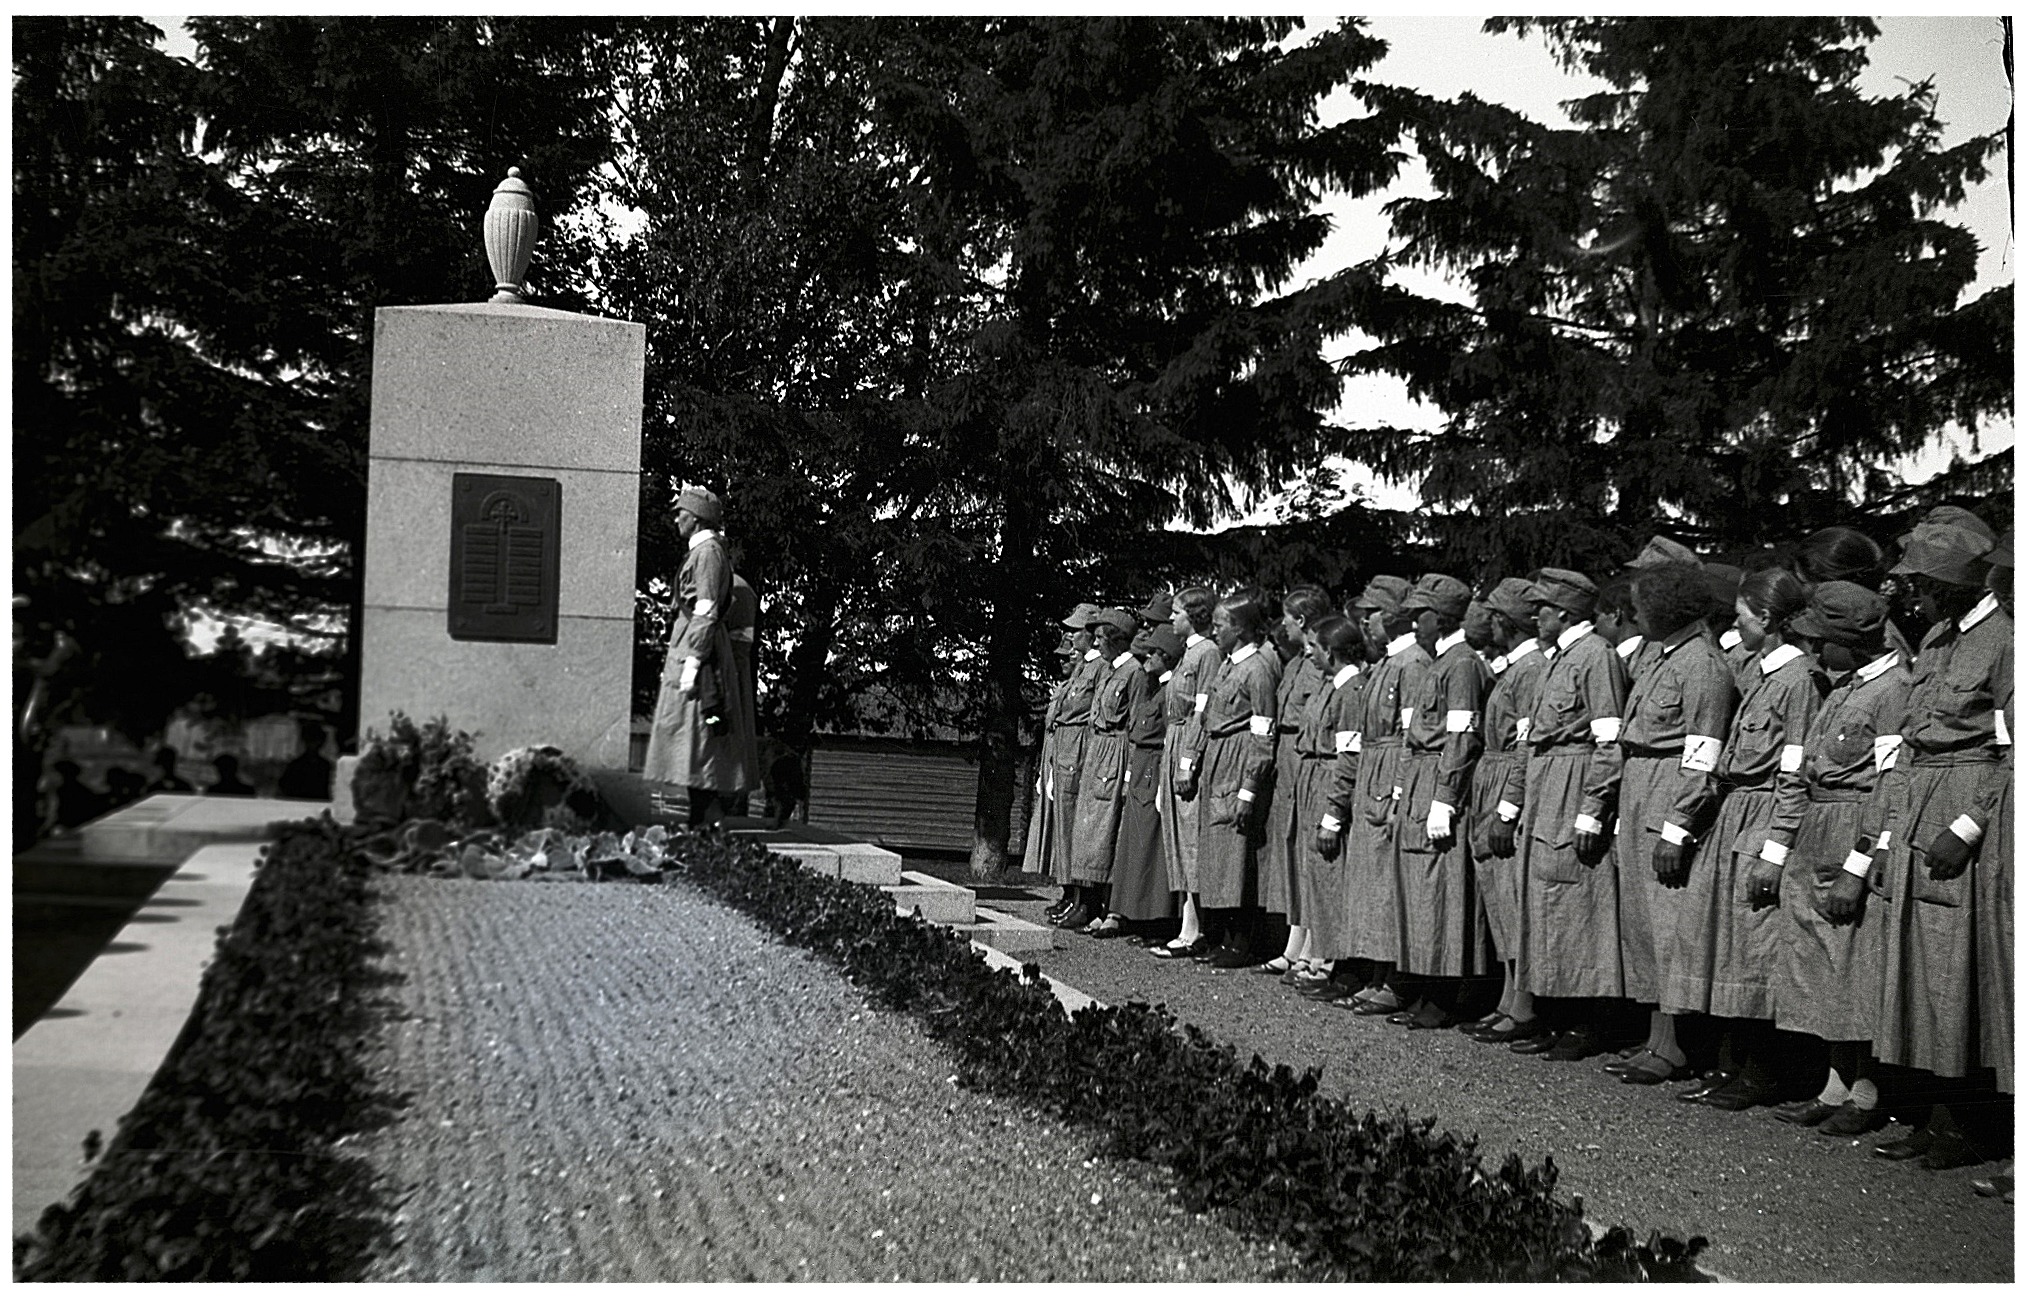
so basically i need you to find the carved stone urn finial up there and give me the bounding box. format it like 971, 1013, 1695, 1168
484, 167, 539, 303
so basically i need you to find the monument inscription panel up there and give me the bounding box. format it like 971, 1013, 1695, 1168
448, 472, 561, 643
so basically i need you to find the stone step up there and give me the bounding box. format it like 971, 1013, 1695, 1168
761, 839, 904, 886
949, 905, 1055, 952
882, 870, 976, 925
74, 794, 329, 868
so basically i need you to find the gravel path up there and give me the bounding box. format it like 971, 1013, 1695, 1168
357, 878, 1299, 1282
990, 890, 2014, 1283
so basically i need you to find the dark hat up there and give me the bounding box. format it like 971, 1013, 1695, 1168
1988, 530, 2013, 570
1462, 600, 1494, 647
1061, 602, 1102, 629
1146, 625, 1186, 663
1484, 577, 1539, 631
1136, 592, 1175, 624
1891, 522, 1993, 587
1349, 575, 1413, 615
676, 485, 724, 524
1626, 535, 1700, 569
1700, 562, 1743, 606
1899, 505, 1995, 548
1522, 568, 1597, 620
1402, 573, 1472, 620
1789, 581, 1888, 648
1053, 632, 1077, 656
1091, 607, 1140, 638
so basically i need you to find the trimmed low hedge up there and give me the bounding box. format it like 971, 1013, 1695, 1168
14, 816, 398, 1282
658, 828, 1709, 1282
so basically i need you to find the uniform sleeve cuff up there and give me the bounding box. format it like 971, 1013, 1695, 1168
1760, 840, 1790, 867
1238, 789, 1254, 803
1875, 829, 1892, 852
1660, 822, 1692, 846
1496, 800, 1520, 822
1574, 813, 1604, 836
1319, 813, 1343, 832
1842, 850, 1873, 878
1429, 800, 1455, 820
1949, 814, 1983, 845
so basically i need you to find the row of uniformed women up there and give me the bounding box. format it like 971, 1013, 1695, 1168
1023, 510, 2012, 1193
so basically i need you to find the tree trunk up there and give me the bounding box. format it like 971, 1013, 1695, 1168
970, 495, 1034, 878
742, 17, 794, 200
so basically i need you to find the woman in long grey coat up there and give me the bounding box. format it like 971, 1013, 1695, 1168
643, 486, 759, 826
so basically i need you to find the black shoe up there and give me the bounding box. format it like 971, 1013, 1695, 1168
1920, 1129, 1983, 1171
1472, 1017, 1545, 1044
1191, 942, 1229, 964
1508, 1031, 1560, 1055
1774, 1099, 1842, 1127
1818, 1103, 1884, 1136
1613, 1052, 1691, 1086
1543, 1027, 1603, 1061
1057, 904, 1095, 931
1208, 945, 1256, 969
1701, 1073, 1780, 1111
1676, 1070, 1735, 1103
1874, 1126, 1936, 1161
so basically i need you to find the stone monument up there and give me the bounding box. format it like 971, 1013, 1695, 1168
350, 168, 644, 775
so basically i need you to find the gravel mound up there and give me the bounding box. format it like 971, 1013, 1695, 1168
358, 878, 1298, 1282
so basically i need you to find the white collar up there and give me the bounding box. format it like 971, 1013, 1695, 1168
1556, 621, 1594, 651
1719, 627, 1743, 650
1230, 641, 1261, 664
1759, 642, 1803, 675
1110, 650, 1136, 669
1159, 670, 1173, 683
1332, 664, 1359, 687
1960, 592, 2000, 632
1185, 632, 1207, 647
1854, 650, 1900, 683
1506, 637, 1541, 665
689, 527, 721, 547
1083, 648, 1101, 662
1615, 634, 1643, 659
1385, 631, 1418, 658
1434, 628, 1469, 655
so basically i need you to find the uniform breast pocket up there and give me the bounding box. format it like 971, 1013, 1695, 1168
1823, 723, 1870, 769
1640, 682, 1682, 727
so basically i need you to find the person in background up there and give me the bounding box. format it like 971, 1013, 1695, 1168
50, 759, 102, 832
145, 745, 194, 794
277, 721, 335, 800
1045, 604, 1106, 924
104, 766, 146, 811
204, 753, 258, 797
1024, 623, 1082, 881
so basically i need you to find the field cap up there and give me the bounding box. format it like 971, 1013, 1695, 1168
1701, 562, 1743, 607
1053, 632, 1077, 655
1891, 522, 1993, 587
1092, 607, 1140, 638
1061, 602, 1102, 629
1402, 573, 1472, 620
1147, 625, 1186, 662
1485, 577, 1539, 630
1789, 581, 1888, 648
676, 485, 723, 524
1462, 600, 1494, 647
1898, 505, 1995, 549
1349, 575, 1413, 615
1626, 534, 1700, 569
1136, 592, 1175, 624
1523, 568, 1597, 620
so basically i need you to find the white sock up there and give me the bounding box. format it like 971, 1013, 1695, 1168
1848, 1077, 1879, 1111
1818, 1069, 1850, 1106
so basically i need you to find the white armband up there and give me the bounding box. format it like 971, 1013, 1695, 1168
1760, 840, 1790, 867
1681, 734, 1720, 773
1660, 821, 1693, 846
679, 657, 701, 691
1496, 800, 1520, 823
1949, 814, 1984, 845
1445, 709, 1478, 734
1345, 731, 1364, 754
1514, 717, 1531, 743
692, 597, 718, 618
1574, 813, 1603, 836
1875, 830, 1892, 852
1193, 693, 1209, 713
1996, 709, 2010, 748
1248, 715, 1274, 738
1873, 734, 1901, 773
1399, 707, 1416, 730
1779, 744, 1804, 774
1238, 788, 1255, 803
1334, 730, 1355, 753
1842, 850, 1873, 878
1590, 716, 1622, 744
1319, 813, 1343, 833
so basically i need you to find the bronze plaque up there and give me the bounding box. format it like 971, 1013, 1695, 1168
448, 473, 561, 643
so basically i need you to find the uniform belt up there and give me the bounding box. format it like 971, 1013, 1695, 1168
1804, 780, 1865, 804
1910, 748, 2000, 768
1619, 742, 1682, 759
1530, 739, 1594, 754
1716, 777, 1773, 797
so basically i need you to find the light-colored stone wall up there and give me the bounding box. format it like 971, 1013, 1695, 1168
358, 302, 644, 766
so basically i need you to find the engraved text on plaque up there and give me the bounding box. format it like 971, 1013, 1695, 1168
448, 473, 561, 643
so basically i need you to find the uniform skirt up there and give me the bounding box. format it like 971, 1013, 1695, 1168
1259, 732, 1298, 919
1468, 751, 1523, 963
643, 619, 759, 792
1871, 758, 1995, 1080
1516, 748, 1624, 999
1069, 729, 1128, 884
1158, 722, 1203, 894
1292, 751, 1336, 930
1657, 784, 1772, 1019
1344, 736, 1405, 964
1194, 730, 1259, 911
1392, 748, 1487, 977
1021, 731, 1056, 877
1109, 746, 1175, 921
1049, 725, 1089, 885
1613, 753, 1684, 1004
1774, 793, 1877, 1043
1974, 764, 2012, 1093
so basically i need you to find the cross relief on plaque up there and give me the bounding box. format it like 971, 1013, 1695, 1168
448, 472, 560, 643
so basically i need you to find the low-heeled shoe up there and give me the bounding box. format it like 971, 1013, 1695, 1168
1774, 1099, 1841, 1127
1507, 1031, 1560, 1055
1675, 1071, 1735, 1103
1542, 1028, 1604, 1061
1701, 1075, 1781, 1111
1874, 1127, 1936, 1161
1818, 1103, 1883, 1136
1470, 1018, 1544, 1044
